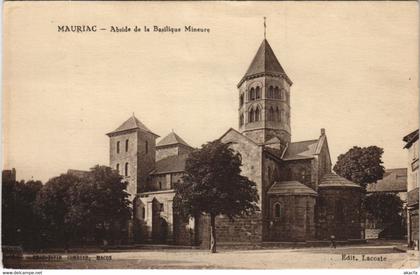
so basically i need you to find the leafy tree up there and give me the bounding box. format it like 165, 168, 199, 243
2, 176, 42, 248
67, 165, 132, 244
35, 166, 131, 248
34, 173, 81, 248
364, 192, 403, 225
333, 146, 385, 188
175, 140, 259, 253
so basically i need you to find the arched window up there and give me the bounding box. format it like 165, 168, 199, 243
145, 140, 148, 154
275, 87, 280, 99
269, 86, 274, 98
142, 207, 145, 220
116, 163, 120, 173
249, 109, 254, 123
240, 94, 244, 106
239, 113, 244, 126
255, 107, 260, 122
269, 107, 274, 121
116, 141, 120, 154
281, 89, 286, 100
256, 87, 261, 99
250, 88, 255, 100
274, 203, 281, 218
276, 107, 280, 122
125, 162, 129, 176
125, 139, 129, 152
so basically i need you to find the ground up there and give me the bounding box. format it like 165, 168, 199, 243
3, 241, 419, 269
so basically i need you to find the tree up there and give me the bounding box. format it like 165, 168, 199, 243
67, 165, 132, 245
333, 146, 385, 188
174, 140, 259, 253
364, 192, 403, 225
34, 173, 81, 248
35, 165, 132, 248
2, 176, 42, 248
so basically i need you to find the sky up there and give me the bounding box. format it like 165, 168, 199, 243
3, 1, 418, 182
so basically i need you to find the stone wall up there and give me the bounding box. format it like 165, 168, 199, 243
136, 131, 157, 193
109, 130, 139, 199
156, 146, 178, 162
268, 195, 316, 241
220, 129, 263, 208
262, 155, 280, 240
137, 190, 175, 243
197, 212, 263, 248
316, 187, 362, 240
279, 159, 314, 190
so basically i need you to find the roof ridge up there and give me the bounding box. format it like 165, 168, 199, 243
157, 131, 192, 148
107, 115, 159, 137
291, 139, 319, 144
239, 39, 291, 87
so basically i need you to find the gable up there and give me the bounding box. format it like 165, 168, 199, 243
219, 128, 259, 148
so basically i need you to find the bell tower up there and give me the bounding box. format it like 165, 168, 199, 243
106, 115, 159, 198
238, 38, 292, 145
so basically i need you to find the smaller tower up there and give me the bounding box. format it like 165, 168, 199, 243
156, 131, 193, 161
106, 115, 159, 198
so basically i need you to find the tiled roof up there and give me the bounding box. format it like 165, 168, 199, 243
150, 154, 188, 175
282, 139, 319, 160
264, 147, 283, 160
319, 173, 361, 188
239, 39, 291, 86
265, 136, 281, 144
107, 115, 158, 136
67, 169, 89, 178
157, 131, 191, 148
366, 168, 407, 193
403, 129, 419, 149
268, 181, 317, 196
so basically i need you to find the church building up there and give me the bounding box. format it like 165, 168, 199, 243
107, 38, 363, 246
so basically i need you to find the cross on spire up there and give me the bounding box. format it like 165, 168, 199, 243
264, 17, 267, 39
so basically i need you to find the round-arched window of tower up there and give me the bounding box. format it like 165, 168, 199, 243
269, 107, 274, 121
269, 86, 274, 98
250, 88, 255, 101
255, 107, 260, 122
249, 109, 254, 123
256, 87, 261, 99
275, 87, 280, 99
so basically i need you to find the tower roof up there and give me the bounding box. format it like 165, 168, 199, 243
319, 173, 361, 189
107, 115, 159, 137
157, 131, 192, 148
238, 39, 291, 87
268, 181, 317, 196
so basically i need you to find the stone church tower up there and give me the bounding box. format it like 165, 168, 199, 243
106, 115, 159, 198
238, 39, 292, 145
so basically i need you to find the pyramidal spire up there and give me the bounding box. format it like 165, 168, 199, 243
238, 37, 292, 87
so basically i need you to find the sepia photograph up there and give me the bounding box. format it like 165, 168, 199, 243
1, 1, 419, 270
